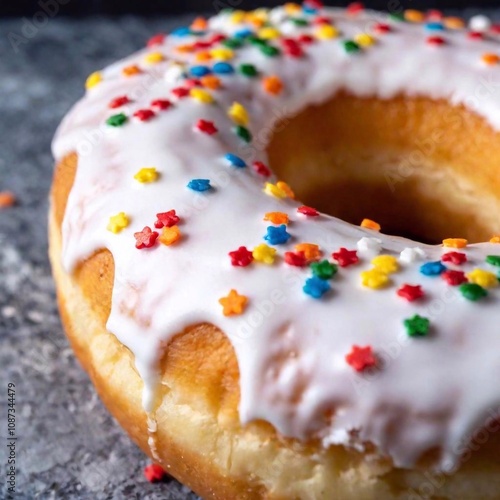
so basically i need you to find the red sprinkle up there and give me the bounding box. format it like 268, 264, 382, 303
109, 95, 130, 109
209, 33, 226, 44
147, 34, 166, 48
332, 247, 359, 267
154, 210, 180, 229
196, 119, 218, 135
284, 251, 307, 267
151, 99, 172, 110
143, 464, 167, 482
133, 109, 155, 121
304, 0, 324, 8
442, 269, 468, 286
298, 34, 315, 44
373, 22, 391, 34
467, 31, 484, 40
193, 40, 212, 50
442, 251, 467, 265
297, 205, 319, 217
252, 161, 271, 177
282, 38, 303, 58
427, 9, 443, 20
171, 87, 190, 99
346, 345, 376, 372
346, 2, 364, 15
397, 284, 424, 302
491, 24, 500, 34
184, 78, 202, 88
134, 226, 159, 249
313, 16, 332, 25
229, 246, 253, 267
426, 35, 445, 46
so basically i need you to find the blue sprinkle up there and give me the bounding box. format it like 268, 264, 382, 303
213, 62, 235, 74
172, 26, 192, 37
425, 22, 444, 31
420, 261, 447, 276
187, 179, 211, 192
190, 65, 212, 77
224, 153, 246, 168
303, 276, 331, 299
235, 28, 254, 38
302, 6, 318, 14
264, 225, 291, 245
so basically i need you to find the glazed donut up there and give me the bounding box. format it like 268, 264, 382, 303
50, 4, 500, 499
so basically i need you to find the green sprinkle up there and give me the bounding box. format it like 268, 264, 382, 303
389, 12, 406, 21
234, 125, 252, 143
222, 37, 244, 49
239, 63, 258, 77
459, 283, 488, 301
310, 260, 338, 280
106, 113, 128, 127
404, 315, 430, 337
260, 44, 280, 57
486, 255, 500, 267
292, 18, 309, 27
248, 36, 268, 47
343, 40, 360, 53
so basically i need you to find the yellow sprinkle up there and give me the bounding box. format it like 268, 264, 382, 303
361, 218, 381, 231
481, 53, 500, 66
190, 88, 214, 104
195, 51, 212, 62
284, 2, 301, 14
134, 167, 158, 183
372, 255, 399, 274
315, 25, 340, 40
295, 243, 321, 262
107, 212, 129, 233
444, 16, 465, 29
264, 212, 289, 224
228, 102, 249, 126
354, 33, 375, 47
404, 9, 425, 23
252, 244, 277, 264
443, 238, 468, 249
144, 52, 164, 64
491, 235, 500, 244
210, 47, 234, 60
276, 181, 295, 199
159, 225, 181, 246
85, 71, 102, 89
263, 182, 287, 199
361, 268, 390, 289
258, 27, 281, 40
229, 10, 246, 24
467, 269, 498, 288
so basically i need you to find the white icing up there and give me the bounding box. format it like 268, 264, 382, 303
52, 7, 500, 471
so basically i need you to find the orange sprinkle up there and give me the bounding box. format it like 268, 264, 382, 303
443, 238, 468, 249
219, 289, 248, 316
490, 235, 500, 244
262, 75, 283, 95
264, 212, 289, 225
200, 74, 221, 89
295, 243, 321, 262
443, 16, 465, 29
195, 51, 212, 62
122, 64, 141, 77
0, 191, 16, 208
361, 218, 381, 231
175, 44, 196, 53
481, 53, 500, 65
159, 225, 181, 246
191, 16, 208, 31
404, 9, 425, 22
276, 181, 295, 199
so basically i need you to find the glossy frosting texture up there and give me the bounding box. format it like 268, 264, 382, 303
53, 6, 500, 470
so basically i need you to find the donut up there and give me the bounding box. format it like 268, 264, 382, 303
49, 3, 500, 499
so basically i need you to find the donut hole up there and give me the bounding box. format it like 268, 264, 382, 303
267, 93, 500, 244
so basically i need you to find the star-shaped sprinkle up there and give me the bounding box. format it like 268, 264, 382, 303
252, 161, 271, 177
134, 167, 158, 183
404, 315, 430, 337
442, 252, 467, 265
263, 182, 287, 199
443, 238, 468, 249
252, 244, 276, 264
466, 268, 498, 288
219, 289, 248, 316
151, 99, 172, 110
361, 218, 381, 231
303, 276, 331, 298
361, 268, 390, 289
133, 109, 155, 121
147, 33, 166, 47
459, 283, 488, 301
295, 243, 320, 262
159, 225, 181, 246
143, 464, 167, 483
284, 251, 307, 267
106, 113, 128, 127
134, 226, 159, 249
442, 270, 467, 286
109, 95, 130, 108
345, 345, 376, 372
371, 255, 399, 274
332, 248, 359, 267
122, 64, 142, 77
397, 284, 424, 302
310, 260, 337, 280
297, 205, 319, 217
420, 261, 447, 276
486, 255, 500, 267
491, 236, 500, 244
187, 179, 211, 192
229, 246, 253, 267
264, 224, 291, 245
154, 210, 180, 229
224, 153, 246, 168
195, 119, 218, 135
107, 212, 129, 233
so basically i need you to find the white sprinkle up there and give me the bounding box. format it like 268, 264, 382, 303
469, 15, 491, 33
357, 237, 382, 255
400, 247, 426, 264
163, 63, 185, 85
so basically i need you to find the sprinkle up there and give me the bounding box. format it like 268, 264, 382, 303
442, 269, 468, 286
468, 31, 484, 41
253, 161, 271, 177
134, 226, 159, 249
190, 88, 214, 103
222, 37, 244, 49
264, 212, 289, 224
481, 53, 500, 66
144, 464, 167, 483
172, 26, 192, 37
427, 9, 444, 20
234, 125, 252, 143
360, 218, 380, 231
264, 183, 286, 198
122, 65, 141, 77
361, 268, 390, 289
133, 109, 155, 121
190, 65, 211, 77
134, 167, 158, 183
144, 52, 164, 64
397, 284, 424, 302
491, 235, 500, 244
357, 237, 382, 255
258, 27, 281, 39
195, 119, 218, 135
159, 225, 181, 246
229, 10, 247, 24
260, 44, 281, 57
252, 244, 277, 264
85, 71, 102, 89
426, 36, 446, 46
332, 248, 359, 267
264, 225, 291, 245
239, 63, 258, 77
282, 38, 304, 58
371, 255, 399, 274
459, 283, 488, 301
295, 243, 321, 262
147, 33, 166, 47
354, 33, 375, 47
404, 9, 425, 22
297, 206, 319, 217
106, 113, 128, 127
284, 251, 307, 267
373, 22, 391, 34
276, 181, 294, 199
109, 95, 130, 108
229, 246, 253, 267
200, 74, 221, 89
284, 2, 302, 15
466, 269, 498, 288
191, 16, 208, 31
443, 238, 468, 249
224, 153, 246, 168
228, 102, 249, 125
107, 212, 129, 233
311, 260, 337, 280
425, 22, 444, 31
469, 14, 491, 32
315, 25, 339, 40
345, 345, 376, 372
187, 179, 211, 192
303, 276, 331, 298
400, 247, 426, 264
262, 75, 283, 95
343, 40, 360, 53
404, 315, 430, 337
154, 210, 179, 228
171, 87, 190, 99
0, 191, 16, 208
444, 17, 465, 29
346, 2, 364, 15
420, 261, 447, 276
298, 34, 315, 44
210, 47, 234, 60
213, 62, 235, 74
442, 251, 467, 265
219, 289, 248, 316
486, 255, 500, 267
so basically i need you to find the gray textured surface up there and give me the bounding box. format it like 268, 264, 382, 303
0, 15, 201, 499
